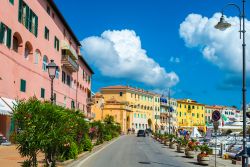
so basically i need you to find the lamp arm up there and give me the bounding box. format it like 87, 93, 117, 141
221, 3, 242, 39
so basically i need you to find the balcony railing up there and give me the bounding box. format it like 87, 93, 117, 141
86, 98, 94, 105
61, 54, 79, 72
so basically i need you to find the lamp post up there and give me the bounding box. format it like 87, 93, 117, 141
168, 88, 171, 134
215, 1, 247, 166
46, 60, 58, 103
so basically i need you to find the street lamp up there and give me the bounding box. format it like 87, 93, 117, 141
215, 1, 247, 166
46, 60, 58, 103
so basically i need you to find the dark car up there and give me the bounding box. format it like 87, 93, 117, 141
137, 130, 146, 137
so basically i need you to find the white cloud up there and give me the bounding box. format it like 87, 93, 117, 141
179, 13, 250, 73
169, 56, 180, 63
81, 29, 179, 88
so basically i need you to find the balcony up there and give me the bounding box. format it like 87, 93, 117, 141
61, 54, 79, 72
160, 102, 168, 106
86, 98, 94, 106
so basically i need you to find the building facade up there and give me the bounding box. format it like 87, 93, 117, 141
177, 99, 206, 133
99, 86, 156, 133
205, 105, 223, 124
0, 0, 93, 138
159, 96, 178, 134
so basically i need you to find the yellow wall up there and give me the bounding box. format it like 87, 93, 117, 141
177, 99, 206, 132
101, 87, 156, 131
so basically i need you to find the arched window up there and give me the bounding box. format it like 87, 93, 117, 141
34, 49, 41, 64
42, 55, 48, 71
24, 41, 33, 60
12, 32, 23, 54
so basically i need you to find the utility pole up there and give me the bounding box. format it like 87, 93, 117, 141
168, 88, 171, 134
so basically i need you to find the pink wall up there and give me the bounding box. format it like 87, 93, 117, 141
0, 0, 92, 113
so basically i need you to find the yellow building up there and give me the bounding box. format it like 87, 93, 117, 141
177, 99, 206, 133
91, 93, 132, 133
98, 85, 156, 132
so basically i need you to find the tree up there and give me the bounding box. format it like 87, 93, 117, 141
148, 118, 152, 129
104, 115, 115, 124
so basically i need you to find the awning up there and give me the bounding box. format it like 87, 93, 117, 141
61, 40, 78, 59
0, 97, 16, 116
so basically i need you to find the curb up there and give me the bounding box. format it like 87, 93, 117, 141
58, 136, 121, 167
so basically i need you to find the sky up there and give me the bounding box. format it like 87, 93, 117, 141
54, 0, 250, 107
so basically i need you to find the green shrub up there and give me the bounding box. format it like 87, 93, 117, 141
83, 137, 93, 151
69, 142, 78, 159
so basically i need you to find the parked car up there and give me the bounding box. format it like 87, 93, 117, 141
137, 130, 146, 137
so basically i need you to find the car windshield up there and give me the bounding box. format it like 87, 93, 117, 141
138, 130, 144, 133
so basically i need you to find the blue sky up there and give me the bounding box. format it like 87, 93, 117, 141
54, 0, 250, 107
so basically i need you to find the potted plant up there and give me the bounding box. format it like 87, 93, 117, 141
185, 139, 198, 158
176, 137, 188, 153
164, 134, 170, 146
168, 134, 176, 149
197, 144, 212, 165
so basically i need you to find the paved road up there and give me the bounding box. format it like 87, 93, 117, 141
73, 135, 196, 167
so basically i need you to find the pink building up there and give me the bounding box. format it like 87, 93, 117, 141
0, 0, 94, 139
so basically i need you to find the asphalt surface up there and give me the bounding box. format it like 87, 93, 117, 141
73, 135, 196, 167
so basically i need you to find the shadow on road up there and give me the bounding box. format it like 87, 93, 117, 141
139, 161, 183, 167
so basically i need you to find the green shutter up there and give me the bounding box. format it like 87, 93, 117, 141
0, 23, 4, 43
41, 88, 45, 98
34, 15, 38, 37
20, 79, 26, 92
18, 0, 23, 22
9, 0, 14, 5
25, 5, 30, 29
28, 10, 33, 32
54, 36, 56, 48
7, 27, 12, 48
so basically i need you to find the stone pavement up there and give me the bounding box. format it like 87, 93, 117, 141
0, 145, 44, 167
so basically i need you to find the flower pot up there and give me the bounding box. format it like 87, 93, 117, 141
185, 149, 195, 158
164, 141, 170, 146
177, 145, 185, 153
197, 155, 210, 165
169, 142, 176, 149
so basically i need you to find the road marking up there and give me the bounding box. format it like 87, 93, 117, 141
75, 137, 121, 167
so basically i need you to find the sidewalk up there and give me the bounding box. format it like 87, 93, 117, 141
0, 145, 44, 167
152, 138, 241, 167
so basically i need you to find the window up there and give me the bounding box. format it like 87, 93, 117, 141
138, 114, 139, 118
54, 36, 59, 51
0, 22, 12, 48
13, 36, 19, 52
134, 113, 136, 118
62, 71, 66, 83
179, 112, 182, 117
41, 88, 45, 98
55, 68, 60, 79
197, 113, 199, 118
82, 70, 85, 80
119, 92, 123, 96
18, 0, 38, 36
24, 42, 32, 60
42, 55, 48, 71
34, 50, 40, 64
9, 0, 14, 5
192, 106, 195, 109
66, 75, 71, 86
54, 93, 56, 103
20, 79, 26, 92
44, 27, 49, 40
192, 113, 195, 117
71, 100, 75, 109
46, 6, 50, 15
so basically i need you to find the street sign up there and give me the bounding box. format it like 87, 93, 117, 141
213, 121, 219, 131
212, 110, 221, 122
